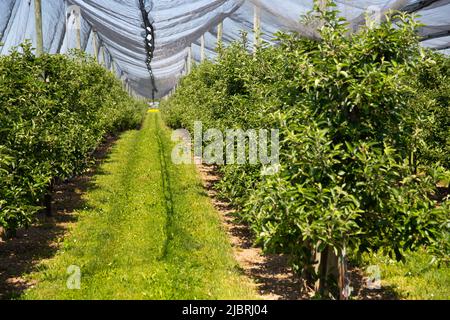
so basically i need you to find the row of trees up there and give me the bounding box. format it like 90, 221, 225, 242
162, 3, 450, 298
0, 42, 146, 237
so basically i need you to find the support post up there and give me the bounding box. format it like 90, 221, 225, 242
75, 10, 81, 50
66, 6, 82, 50
200, 34, 206, 62
313, 244, 341, 299
217, 22, 223, 48
111, 60, 116, 74
100, 45, 106, 66
34, 0, 44, 56
338, 245, 350, 300
253, 5, 261, 53
92, 30, 99, 61
187, 46, 193, 74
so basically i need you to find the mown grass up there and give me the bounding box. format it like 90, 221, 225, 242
22, 112, 258, 300
366, 251, 450, 300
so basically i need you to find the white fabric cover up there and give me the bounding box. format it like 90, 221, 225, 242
1, 0, 449, 97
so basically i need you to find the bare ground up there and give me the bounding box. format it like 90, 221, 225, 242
196, 164, 400, 301
196, 164, 307, 300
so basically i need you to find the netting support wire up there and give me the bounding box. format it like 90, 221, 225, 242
34, 0, 44, 56
253, 4, 261, 53
200, 34, 206, 62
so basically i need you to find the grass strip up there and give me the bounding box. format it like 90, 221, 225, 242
22, 113, 257, 300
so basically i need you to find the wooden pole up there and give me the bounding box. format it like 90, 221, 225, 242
75, 9, 81, 50
111, 59, 116, 74
217, 22, 223, 47
92, 30, 99, 61
187, 46, 192, 74
253, 5, 261, 53
100, 45, 106, 66
34, 0, 44, 56
200, 34, 206, 62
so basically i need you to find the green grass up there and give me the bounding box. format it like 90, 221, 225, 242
20, 111, 448, 301
367, 251, 450, 300
22, 113, 258, 300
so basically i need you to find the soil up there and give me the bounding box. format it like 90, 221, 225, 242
196, 164, 307, 300
196, 164, 400, 301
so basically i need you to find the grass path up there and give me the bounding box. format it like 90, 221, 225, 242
22, 112, 258, 300
368, 251, 450, 300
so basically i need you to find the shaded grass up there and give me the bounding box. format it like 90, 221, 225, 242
22, 113, 258, 300
366, 250, 450, 300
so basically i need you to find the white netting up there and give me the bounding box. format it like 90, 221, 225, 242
1, 0, 449, 97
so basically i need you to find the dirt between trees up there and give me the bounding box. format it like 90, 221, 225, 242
196, 164, 399, 301
0, 136, 117, 300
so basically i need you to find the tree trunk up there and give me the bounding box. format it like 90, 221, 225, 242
315, 246, 341, 299
45, 179, 55, 217
338, 247, 350, 300
1, 227, 16, 240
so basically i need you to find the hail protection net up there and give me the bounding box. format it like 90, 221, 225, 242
1, 0, 450, 98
